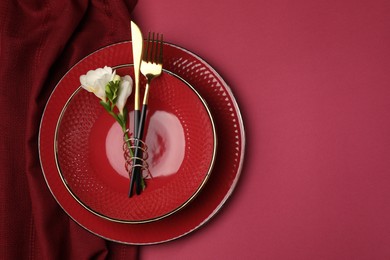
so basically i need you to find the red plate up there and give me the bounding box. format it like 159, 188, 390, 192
39, 42, 245, 244
56, 68, 216, 223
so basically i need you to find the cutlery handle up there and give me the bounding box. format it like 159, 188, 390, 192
135, 104, 148, 194
129, 145, 143, 197
137, 104, 148, 142
128, 109, 139, 197
128, 104, 148, 197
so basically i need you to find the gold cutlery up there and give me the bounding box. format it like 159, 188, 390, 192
130, 21, 143, 138
129, 31, 164, 197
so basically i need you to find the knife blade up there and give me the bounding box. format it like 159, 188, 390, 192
130, 21, 144, 197
130, 21, 143, 137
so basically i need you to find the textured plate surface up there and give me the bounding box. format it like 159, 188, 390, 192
39, 42, 245, 244
56, 68, 216, 223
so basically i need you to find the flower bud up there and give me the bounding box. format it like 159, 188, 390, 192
113, 74, 121, 82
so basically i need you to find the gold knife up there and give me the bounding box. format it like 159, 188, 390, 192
130, 21, 143, 138
130, 21, 144, 197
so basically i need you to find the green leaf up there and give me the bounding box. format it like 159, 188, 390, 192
105, 80, 121, 104
111, 81, 120, 103
105, 84, 113, 101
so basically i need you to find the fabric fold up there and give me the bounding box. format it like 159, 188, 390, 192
0, 0, 138, 259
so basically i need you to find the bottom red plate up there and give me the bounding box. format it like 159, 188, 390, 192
39, 42, 245, 244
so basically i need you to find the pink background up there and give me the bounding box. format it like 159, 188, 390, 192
134, 0, 390, 259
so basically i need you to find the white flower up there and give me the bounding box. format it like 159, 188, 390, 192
79, 66, 115, 101
116, 75, 133, 114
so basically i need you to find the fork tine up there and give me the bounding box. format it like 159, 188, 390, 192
150, 32, 156, 63
143, 32, 164, 64
158, 34, 163, 64
155, 33, 163, 64
149, 32, 154, 62
143, 32, 150, 61
154, 33, 159, 63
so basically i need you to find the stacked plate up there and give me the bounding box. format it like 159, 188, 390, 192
39, 42, 245, 244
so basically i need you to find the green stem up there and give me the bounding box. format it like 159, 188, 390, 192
106, 110, 134, 158
122, 126, 134, 157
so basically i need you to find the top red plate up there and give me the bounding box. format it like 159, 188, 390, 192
56, 67, 216, 223
39, 42, 245, 244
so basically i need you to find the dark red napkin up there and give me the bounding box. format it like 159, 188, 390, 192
0, 0, 139, 259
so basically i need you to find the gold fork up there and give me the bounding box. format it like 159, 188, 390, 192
129, 32, 163, 197
140, 32, 163, 109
